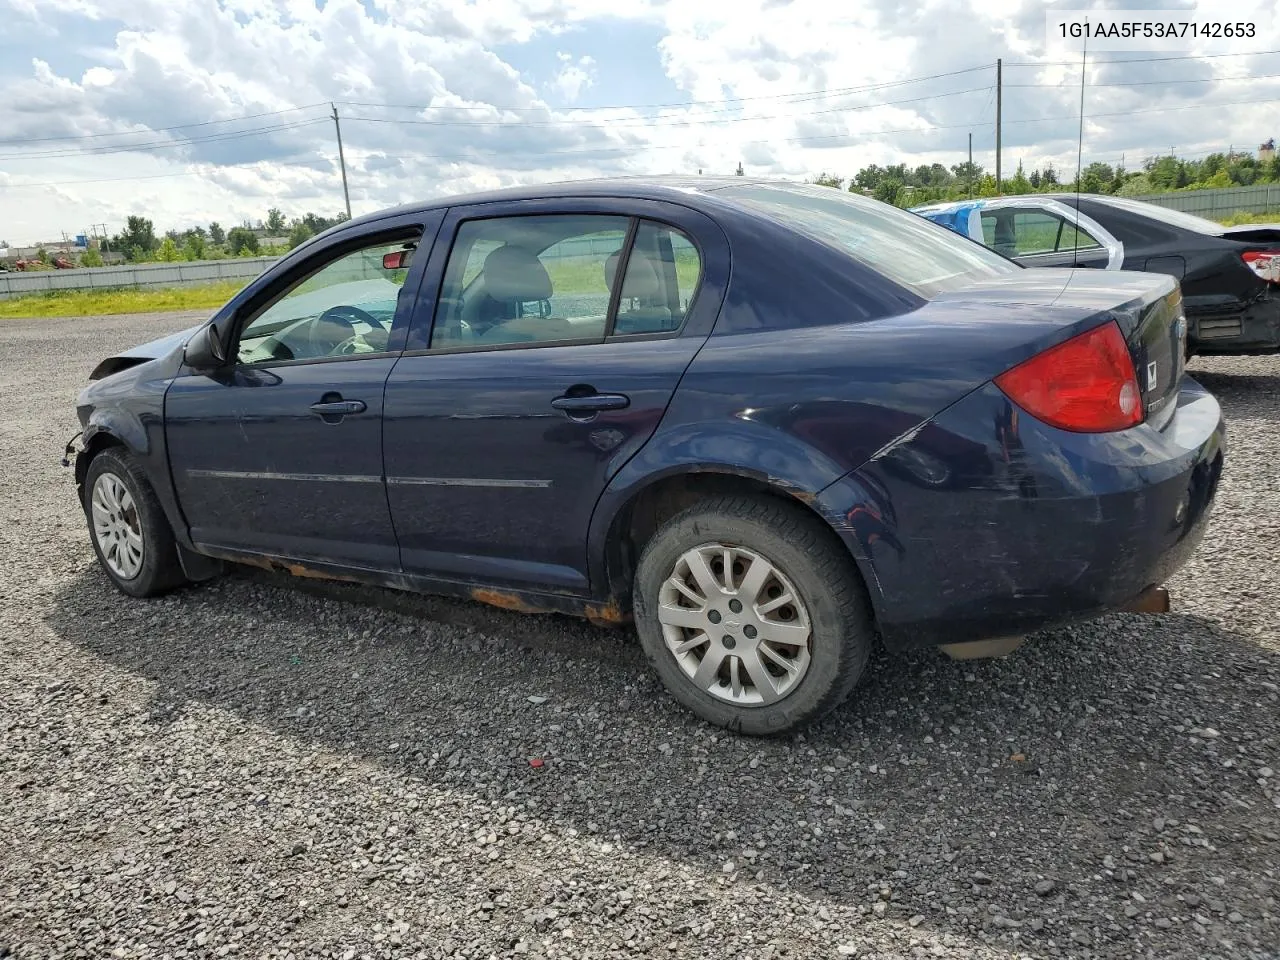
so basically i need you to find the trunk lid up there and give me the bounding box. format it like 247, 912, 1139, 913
1219, 223, 1280, 244
932, 268, 1186, 428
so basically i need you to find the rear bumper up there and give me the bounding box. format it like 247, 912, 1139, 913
1191, 293, 1280, 355
815, 377, 1225, 651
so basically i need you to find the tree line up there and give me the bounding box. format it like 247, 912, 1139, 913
76, 208, 351, 267
811, 146, 1280, 207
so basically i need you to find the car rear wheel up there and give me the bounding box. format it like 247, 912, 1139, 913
83, 447, 188, 597
633, 496, 875, 735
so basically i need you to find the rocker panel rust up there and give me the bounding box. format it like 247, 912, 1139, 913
196, 545, 631, 625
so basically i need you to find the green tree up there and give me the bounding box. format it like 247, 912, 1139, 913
156, 236, 181, 262
288, 222, 314, 248
812, 172, 845, 189
853, 165, 885, 192
226, 226, 259, 256
950, 161, 983, 191
208, 221, 226, 245
184, 233, 207, 261
873, 178, 904, 206
79, 246, 104, 267
1117, 173, 1154, 197
112, 216, 157, 260
1008, 160, 1032, 194
265, 207, 287, 234
1028, 169, 1042, 189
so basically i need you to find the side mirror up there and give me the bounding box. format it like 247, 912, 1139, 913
184, 323, 227, 371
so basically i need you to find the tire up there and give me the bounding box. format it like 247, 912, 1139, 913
82, 447, 188, 598
633, 495, 875, 736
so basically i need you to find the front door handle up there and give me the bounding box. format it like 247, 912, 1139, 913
310, 397, 367, 423
551, 393, 630, 414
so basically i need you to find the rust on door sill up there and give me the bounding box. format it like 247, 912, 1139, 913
584, 600, 630, 627
469, 588, 554, 615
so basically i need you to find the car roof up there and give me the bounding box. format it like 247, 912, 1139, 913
336, 175, 789, 232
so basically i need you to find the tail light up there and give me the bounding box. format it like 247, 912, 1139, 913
994, 320, 1143, 433
1241, 251, 1280, 285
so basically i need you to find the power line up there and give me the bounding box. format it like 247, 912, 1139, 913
1004, 49, 1280, 66
7, 90, 1276, 183
0, 104, 328, 147
0, 118, 331, 162
342, 86, 995, 131
1009, 72, 1280, 88
333, 64, 994, 115
0, 67, 994, 152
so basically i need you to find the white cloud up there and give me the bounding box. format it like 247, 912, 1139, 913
0, 0, 1278, 242
550, 53, 596, 103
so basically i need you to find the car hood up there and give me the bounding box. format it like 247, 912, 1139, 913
89, 321, 206, 380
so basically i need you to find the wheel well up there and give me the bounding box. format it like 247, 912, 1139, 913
74, 432, 124, 489
603, 472, 848, 612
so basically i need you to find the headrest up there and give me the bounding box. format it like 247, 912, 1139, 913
605, 249, 663, 300
483, 245, 552, 302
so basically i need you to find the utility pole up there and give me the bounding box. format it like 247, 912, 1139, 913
968, 133, 974, 199
331, 103, 352, 220
995, 58, 1003, 195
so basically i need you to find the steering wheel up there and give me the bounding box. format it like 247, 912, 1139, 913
305, 305, 382, 357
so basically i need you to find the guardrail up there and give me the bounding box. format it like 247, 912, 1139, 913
0, 256, 281, 300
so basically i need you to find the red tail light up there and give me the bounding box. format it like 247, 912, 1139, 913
1242, 251, 1280, 285
994, 320, 1143, 433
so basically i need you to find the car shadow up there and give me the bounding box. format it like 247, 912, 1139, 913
1189, 362, 1280, 424
45, 563, 1280, 954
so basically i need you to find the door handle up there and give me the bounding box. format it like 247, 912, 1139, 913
551, 393, 630, 414
310, 398, 367, 421
310, 400, 366, 415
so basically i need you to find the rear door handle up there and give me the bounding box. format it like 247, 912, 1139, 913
551, 393, 630, 414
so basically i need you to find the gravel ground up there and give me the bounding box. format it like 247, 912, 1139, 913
1, 310, 1278, 960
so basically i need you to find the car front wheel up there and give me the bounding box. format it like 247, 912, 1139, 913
633, 495, 875, 735
83, 447, 188, 597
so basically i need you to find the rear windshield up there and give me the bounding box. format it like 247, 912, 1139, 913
1088, 195, 1226, 235
714, 182, 1020, 297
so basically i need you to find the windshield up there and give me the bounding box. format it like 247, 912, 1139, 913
1089, 195, 1226, 235
714, 182, 1020, 298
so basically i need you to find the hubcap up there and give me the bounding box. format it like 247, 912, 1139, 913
657, 543, 812, 706
91, 473, 144, 580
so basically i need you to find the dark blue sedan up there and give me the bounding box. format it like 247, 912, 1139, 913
70, 177, 1226, 735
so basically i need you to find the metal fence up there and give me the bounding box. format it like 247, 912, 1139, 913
0, 256, 281, 300
1132, 184, 1280, 218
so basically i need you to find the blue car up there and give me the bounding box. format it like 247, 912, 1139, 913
70, 177, 1225, 735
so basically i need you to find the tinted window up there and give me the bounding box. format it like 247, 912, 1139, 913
716, 182, 1019, 298
1090, 195, 1226, 235
237, 237, 418, 364
431, 215, 630, 349
981, 209, 1103, 257
610, 221, 702, 336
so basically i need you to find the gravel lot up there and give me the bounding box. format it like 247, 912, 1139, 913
1, 310, 1278, 960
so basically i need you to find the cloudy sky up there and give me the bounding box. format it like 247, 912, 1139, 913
1, 0, 1277, 245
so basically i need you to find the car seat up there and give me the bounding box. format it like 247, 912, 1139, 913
992, 217, 1017, 258
604, 250, 675, 334
473, 245, 584, 342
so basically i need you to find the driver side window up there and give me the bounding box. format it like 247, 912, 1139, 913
237, 236, 420, 365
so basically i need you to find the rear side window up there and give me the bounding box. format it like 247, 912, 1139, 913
718, 182, 1019, 298
982, 210, 1104, 256
430, 214, 629, 349
610, 221, 703, 337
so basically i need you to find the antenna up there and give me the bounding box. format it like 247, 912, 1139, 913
1072, 26, 1087, 268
